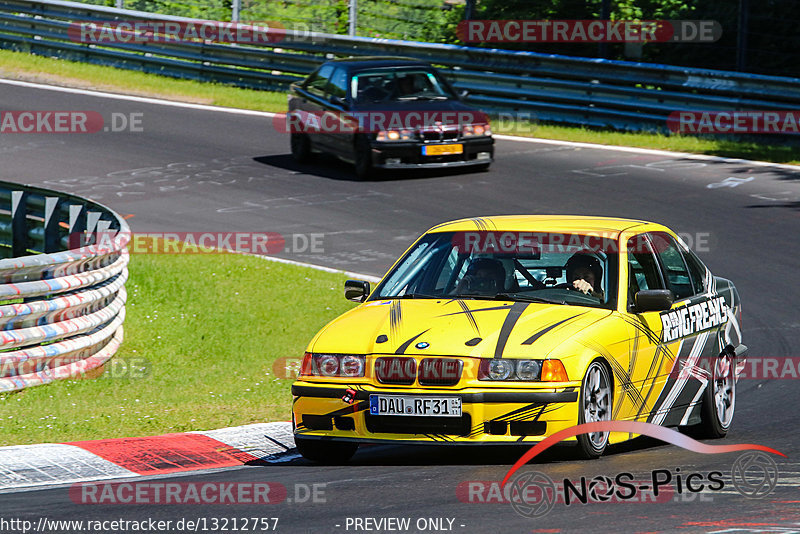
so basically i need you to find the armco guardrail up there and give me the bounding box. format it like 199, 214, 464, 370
0, 182, 128, 393
2, 0, 800, 131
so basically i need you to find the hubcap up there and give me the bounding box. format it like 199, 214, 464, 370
713, 353, 735, 427
583, 363, 611, 447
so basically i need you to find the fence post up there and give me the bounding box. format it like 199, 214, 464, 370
232, 0, 241, 22
348, 0, 356, 36
115, 0, 122, 9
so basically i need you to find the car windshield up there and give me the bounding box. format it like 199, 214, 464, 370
371, 231, 619, 309
352, 69, 455, 104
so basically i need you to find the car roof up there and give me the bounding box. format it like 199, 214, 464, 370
426, 215, 668, 236
322, 56, 433, 72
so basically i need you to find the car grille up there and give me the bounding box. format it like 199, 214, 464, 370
420, 127, 459, 142
374, 356, 416, 385
365, 414, 472, 436
418, 358, 463, 386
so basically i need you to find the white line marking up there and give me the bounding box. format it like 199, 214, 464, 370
492, 134, 800, 171
0, 78, 277, 118
245, 252, 381, 282
2, 77, 798, 171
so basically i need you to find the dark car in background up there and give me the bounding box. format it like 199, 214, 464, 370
286, 57, 494, 179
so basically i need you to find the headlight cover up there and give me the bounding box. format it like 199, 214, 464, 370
300, 352, 366, 378
478, 359, 563, 381
376, 129, 414, 141
462, 123, 492, 137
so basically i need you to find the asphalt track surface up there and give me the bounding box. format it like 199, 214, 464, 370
1, 81, 800, 533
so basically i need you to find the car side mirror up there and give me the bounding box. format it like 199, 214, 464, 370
345, 279, 370, 302
633, 289, 674, 313
329, 95, 347, 108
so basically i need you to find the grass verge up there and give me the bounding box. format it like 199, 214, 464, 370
1, 49, 798, 164
0, 252, 356, 446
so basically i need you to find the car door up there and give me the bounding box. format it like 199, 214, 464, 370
647, 230, 727, 427
297, 64, 335, 151
322, 67, 353, 158
617, 231, 676, 423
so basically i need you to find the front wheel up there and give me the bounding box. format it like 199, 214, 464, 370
354, 136, 374, 180
576, 360, 613, 459
295, 437, 358, 464
290, 133, 312, 163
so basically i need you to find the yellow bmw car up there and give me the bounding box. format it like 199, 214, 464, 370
291, 216, 745, 462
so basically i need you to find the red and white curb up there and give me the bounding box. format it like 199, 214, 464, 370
0, 422, 295, 492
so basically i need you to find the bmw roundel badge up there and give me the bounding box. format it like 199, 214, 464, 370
415, 341, 430, 349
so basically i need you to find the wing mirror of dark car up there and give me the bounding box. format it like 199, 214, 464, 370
329, 95, 347, 108
633, 289, 674, 313
345, 279, 370, 302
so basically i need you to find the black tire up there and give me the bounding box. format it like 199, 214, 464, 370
290, 133, 312, 163
693, 350, 735, 439
576, 360, 613, 459
354, 136, 374, 180
295, 437, 358, 464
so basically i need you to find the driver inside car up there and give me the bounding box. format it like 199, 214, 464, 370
565, 252, 605, 300
453, 258, 506, 296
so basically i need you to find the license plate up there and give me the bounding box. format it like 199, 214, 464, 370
369, 395, 462, 417
422, 144, 463, 156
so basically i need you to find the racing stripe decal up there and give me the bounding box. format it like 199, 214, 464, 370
457, 300, 481, 335
395, 329, 430, 354
494, 302, 530, 359
650, 331, 710, 426
439, 304, 511, 317
521, 313, 585, 345
389, 300, 402, 339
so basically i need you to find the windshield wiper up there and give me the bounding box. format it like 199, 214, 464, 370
394, 293, 438, 299
493, 293, 567, 305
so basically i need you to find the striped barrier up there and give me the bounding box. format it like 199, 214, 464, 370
0, 182, 128, 392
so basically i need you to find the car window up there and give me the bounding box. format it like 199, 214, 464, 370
305, 64, 334, 98
627, 234, 664, 295
681, 246, 708, 295
648, 232, 694, 300
351, 69, 455, 104
328, 68, 348, 100
371, 231, 619, 310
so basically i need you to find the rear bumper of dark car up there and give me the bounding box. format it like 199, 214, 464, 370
370, 137, 494, 169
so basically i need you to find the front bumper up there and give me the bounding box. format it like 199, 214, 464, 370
370, 137, 494, 170
292, 382, 580, 445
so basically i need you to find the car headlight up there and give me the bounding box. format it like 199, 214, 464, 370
462, 123, 491, 137
478, 359, 554, 381
340, 355, 365, 377
376, 129, 414, 141
300, 353, 366, 378
516, 360, 541, 380
483, 359, 514, 380
317, 354, 340, 377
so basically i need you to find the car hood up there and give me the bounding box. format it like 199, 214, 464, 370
309, 299, 612, 359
